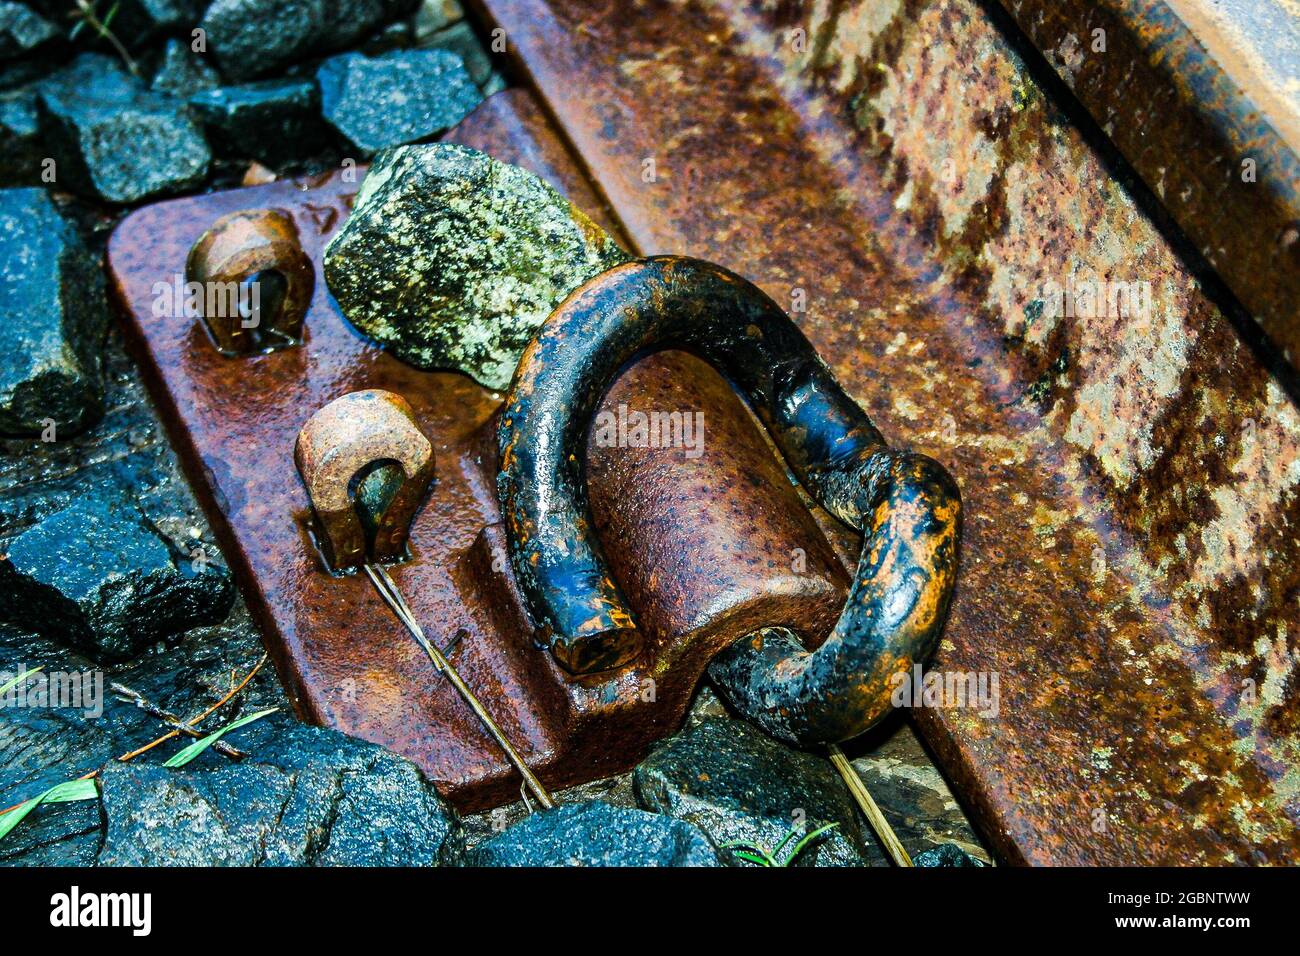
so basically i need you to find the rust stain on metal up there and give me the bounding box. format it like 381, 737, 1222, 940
294, 389, 436, 571
997, 0, 1300, 361
478, 0, 1300, 863
107, 89, 851, 811
185, 207, 314, 354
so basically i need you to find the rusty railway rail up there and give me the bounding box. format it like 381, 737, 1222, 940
469, 0, 1300, 864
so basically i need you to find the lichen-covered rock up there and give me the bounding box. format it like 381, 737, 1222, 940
151, 38, 221, 99
324, 144, 630, 390
0, 2, 58, 61
0, 496, 235, 662
0, 187, 105, 435
190, 77, 332, 168
464, 802, 720, 867
36, 54, 211, 203
316, 48, 480, 157
633, 717, 878, 866
97, 715, 465, 866
200, 0, 418, 80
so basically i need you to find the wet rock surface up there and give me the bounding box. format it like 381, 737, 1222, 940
36, 54, 211, 203
0, 187, 105, 436
98, 715, 464, 866
150, 38, 221, 98
190, 77, 332, 168
465, 802, 721, 867
201, 0, 419, 80
914, 842, 986, 866
316, 48, 480, 157
634, 717, 877, 866
0, 496, 235, 662
0, 89, 42, 183
0, 2, 58, 60
0, 327, 284, 868
324, 144, 629, 390
419, 21, 491, 85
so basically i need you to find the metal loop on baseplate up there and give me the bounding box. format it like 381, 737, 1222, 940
295, 389, 436, 572
497, 255, 962, 745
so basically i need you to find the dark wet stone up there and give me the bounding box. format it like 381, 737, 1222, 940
316, 48, 480, 158
324, 144, 628, 389
0, 188, 105, 436
0, 90, 44, 185
190, 77, 331, 168
418, 21, 491, 86
150, 37, 221, 98
914, 843, 987, 867
464, 802, 720, 867
0, 496, 235, 662
97, 714, 464, 865
0, 322, 284, 867
36, 53, 211, 203
0, 2, 57, 60
633, 717, 876, 866
115, 0, 206, 45
201, 0, 418, 80
413, 0, 462, 40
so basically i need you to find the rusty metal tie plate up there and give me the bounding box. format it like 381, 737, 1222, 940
105, 90, 855, 812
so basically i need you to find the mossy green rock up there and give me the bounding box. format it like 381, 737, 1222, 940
323, 143, 630, 391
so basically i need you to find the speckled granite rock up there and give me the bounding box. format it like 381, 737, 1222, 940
0, 496, 234, 662
464, 802, 721, 867
633, 717, 876, 866
151, 38, 221, 98
190, 77, 331, 167
324, 144, 629, 390
316, 48, 480, 157
0, 188, 105, 435
0, 2, 57, 60
36, 54, 211, 203
97, 715, 464, 865
201, 0, 418, 80
418, 21, 492, 86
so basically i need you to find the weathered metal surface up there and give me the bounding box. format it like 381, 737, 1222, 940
499, 255, 961, 743
998, 0, 1300, 361
294, 389, 436, 570
185, 208, 313, 354
106, 89, 850, 811
477, 0, 1300, 863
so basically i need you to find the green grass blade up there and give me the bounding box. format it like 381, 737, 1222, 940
730, 850, 774, 867
778, 822, 840, 866
0, 777, 99, 844
163, 707, 278, 768
0, 666, 41, 696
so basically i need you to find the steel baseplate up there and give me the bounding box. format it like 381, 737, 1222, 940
106, 90, 853, 812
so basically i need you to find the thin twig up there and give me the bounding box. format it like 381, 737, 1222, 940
828, 743, 913, 867
110, 682, 247, 759
0, 653, 268, 817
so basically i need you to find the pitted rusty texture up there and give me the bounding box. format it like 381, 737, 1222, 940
997, 0, 1300, 359
185, 208, 314, 354
479, 0, 1300, 862
294, 389, 435, 571
499, 256, 961, 743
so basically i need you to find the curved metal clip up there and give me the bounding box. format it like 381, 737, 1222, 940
186, 208, 314, 355
295, 389, 435, 572
497, 256, 962, 744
